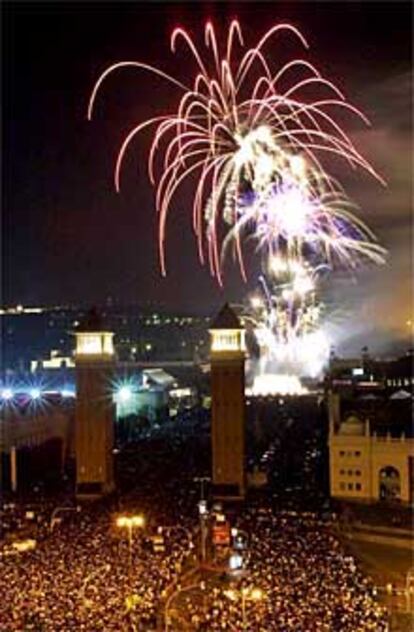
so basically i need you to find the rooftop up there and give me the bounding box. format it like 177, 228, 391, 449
76, 307, 106, 332
210, 303, 242, 330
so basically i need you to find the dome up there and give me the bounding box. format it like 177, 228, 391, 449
339, 415, 365, 436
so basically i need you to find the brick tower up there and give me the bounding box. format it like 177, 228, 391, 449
74, 308, 115, 497
210, 303, 246, 499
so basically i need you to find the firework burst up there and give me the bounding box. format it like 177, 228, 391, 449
88, 20, 386, 284
245, 256, 330, 377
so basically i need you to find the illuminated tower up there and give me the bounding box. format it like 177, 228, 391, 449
210, 303, 246, 498
74, 308, 115, 497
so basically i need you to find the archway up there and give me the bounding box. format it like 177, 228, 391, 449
379, 466, 401, 501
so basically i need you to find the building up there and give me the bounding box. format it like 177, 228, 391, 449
328, 391, 414, 504
30, 349, 75, 373
0, 304, 204, 493
327, 349, 413, 396
0, 394, 74, 491
74, 309, 115, 497
210, 304, 246, 499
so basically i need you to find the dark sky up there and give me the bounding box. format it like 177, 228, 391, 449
3, 1, 412, 340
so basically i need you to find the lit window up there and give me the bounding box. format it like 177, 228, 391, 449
76, 332, 114, 356
77, 333, 102, 354
340, 483, 346, 491
347, 470, 353, 476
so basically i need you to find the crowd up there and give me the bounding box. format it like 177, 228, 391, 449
0, 485, 197, 631
178, 508, 388, 631
1, 500, 388, 631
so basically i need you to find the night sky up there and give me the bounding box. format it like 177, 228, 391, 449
3, 2, 412, 349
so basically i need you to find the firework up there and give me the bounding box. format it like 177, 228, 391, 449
223, 178, 386, 271
246, 256, 328, 374
253, 258, 320, 331
88, 20, 385, 284
88, 20, 387, 383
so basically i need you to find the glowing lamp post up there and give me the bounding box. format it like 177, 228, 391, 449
224, 586, 264, 630
116, 515, 145, 571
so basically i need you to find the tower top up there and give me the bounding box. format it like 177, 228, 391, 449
74, 307, 114, 359
209, 303, 245, 355
77, 307, 105, 332
210, 303, 242, 330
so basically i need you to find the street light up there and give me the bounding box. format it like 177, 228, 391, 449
116, 515, 145, 571
194, 477, 211, 564
194, 476, 210, 501
224, 586, 264, 630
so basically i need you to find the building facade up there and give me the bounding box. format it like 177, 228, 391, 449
328, 392, 414, 504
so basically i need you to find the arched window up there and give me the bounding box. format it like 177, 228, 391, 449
379, 466, 401, 501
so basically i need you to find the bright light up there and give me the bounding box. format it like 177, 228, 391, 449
224, 589, 237, 601
210, 329, 245, 353
290, 154, 306, 178
1, 388, 13, 400
352, 368, 364, 377
11, 539, 37, 552
269, 256, 287, 275
234, 125, 275, 174
116, 515, 145, 529
30, 388, 41, 400
293, 274, 314, 295
229, 553, 243, 570
76, 332, 114, 356
118, 386, 132, 402
225, 586, 264, 600
250, 296, 263, 310
198, 500, 208, 515
247, 374, 308, 396
263, 185, 312, 237
250, 588, 264, 601
61, 389, 75, 398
